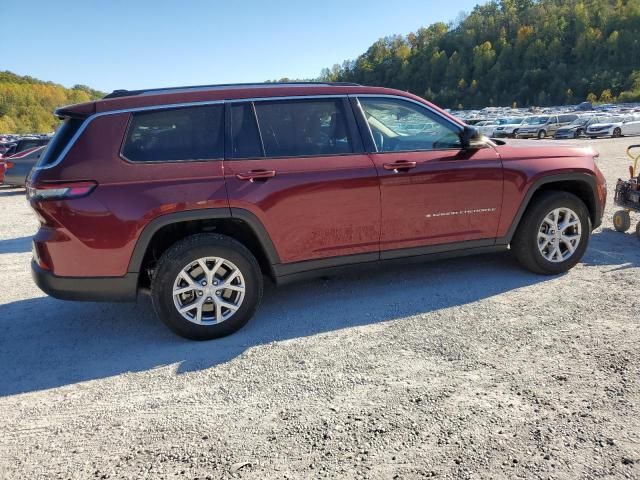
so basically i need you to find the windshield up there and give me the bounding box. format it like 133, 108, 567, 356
523, 116, 550, 125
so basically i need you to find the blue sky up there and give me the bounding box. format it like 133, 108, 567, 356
4, 0, 481, 93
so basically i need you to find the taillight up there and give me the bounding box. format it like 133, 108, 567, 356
6, 161, 14, 169
27, 181, 97, 201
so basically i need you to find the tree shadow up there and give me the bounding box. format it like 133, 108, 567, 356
0, 252, 552, 396
0, 236, 32, 254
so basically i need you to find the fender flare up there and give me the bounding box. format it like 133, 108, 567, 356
127, 207, 280, 273
499, 172, 600, 243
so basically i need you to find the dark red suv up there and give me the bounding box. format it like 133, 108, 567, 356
28, 82, 607, 339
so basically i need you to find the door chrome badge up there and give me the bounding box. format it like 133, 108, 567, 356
425, 208, 497, 219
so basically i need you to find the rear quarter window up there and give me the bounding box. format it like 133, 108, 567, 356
122, 105, 224, 162
36, 118, 83, 168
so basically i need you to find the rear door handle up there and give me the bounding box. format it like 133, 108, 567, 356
235, 169, 277, 181
383, 160, 417, 172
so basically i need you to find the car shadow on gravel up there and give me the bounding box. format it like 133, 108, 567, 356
0, 251, 555, 396
0, 236, 32, 254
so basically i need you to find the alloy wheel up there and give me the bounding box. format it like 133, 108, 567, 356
537, 208, 582, 263
172, 256, 246, 325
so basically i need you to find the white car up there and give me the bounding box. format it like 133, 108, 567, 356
474, 120, 500, 137
492, 117, 526, 138
586, 115, 640, 138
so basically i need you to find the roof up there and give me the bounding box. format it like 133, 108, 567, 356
54, 82, 466, 128
58, 82, 407, 117
102, 82, 362, 99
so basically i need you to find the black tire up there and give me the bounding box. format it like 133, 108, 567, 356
537, 130, 547, 139
151, 233, 263, 340
613, 127, 622, 138
512, 191, 591, 275
574, 129, 582, 138
613, 210, 631, 232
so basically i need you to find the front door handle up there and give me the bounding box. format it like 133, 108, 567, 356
236, 169, 277, 181
383, 160, 417, 172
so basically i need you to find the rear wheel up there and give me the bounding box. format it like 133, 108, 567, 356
537, 130, 547, 139
574, 128, 582, 138
151, 233, 263, 340
512, 192, 591, 275
613, 210, 631, 232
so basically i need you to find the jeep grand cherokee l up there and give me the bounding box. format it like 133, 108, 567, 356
28, 82, 607, 340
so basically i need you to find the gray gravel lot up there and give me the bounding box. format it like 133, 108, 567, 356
0, 137, 639, 479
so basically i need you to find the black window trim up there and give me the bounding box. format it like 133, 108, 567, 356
351, 94, 471, 154
119, 104, 226, 164
225, 95, 364, 161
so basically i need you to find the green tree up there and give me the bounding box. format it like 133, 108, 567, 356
323, 0, 640, 108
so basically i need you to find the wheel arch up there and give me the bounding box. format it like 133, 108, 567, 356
501, 173, 600, 243
128, 208, 280, 285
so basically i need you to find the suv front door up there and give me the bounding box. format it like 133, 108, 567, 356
223, 97, 381, 267
354, 96, 503, 258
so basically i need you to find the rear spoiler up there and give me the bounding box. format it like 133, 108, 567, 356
54, 101, 96, 119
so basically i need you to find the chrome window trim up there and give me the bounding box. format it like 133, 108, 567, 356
35, 93, 455, 171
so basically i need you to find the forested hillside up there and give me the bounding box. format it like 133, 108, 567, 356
322, 0, 640, 108
0, 71, 104, 134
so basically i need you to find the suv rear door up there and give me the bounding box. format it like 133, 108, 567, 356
223, 97, 381, 266
353, 95, 503, 257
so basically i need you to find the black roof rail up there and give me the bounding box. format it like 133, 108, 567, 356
103, 82, 362, 99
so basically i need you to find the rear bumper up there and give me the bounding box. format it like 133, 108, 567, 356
31, 261, 138, 302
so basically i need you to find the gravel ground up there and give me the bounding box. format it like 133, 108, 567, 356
0, 137, 639, 480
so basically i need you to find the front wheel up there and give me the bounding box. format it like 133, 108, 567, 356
613, 127, 622, 138
151, 233, 263, 340
512, 192, 591, 275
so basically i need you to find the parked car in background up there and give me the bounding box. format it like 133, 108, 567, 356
474, 120, 499, 136
586, 115, 640, 138
575, 102, 593, 112
2, 146, 47, 186
492, 117, 525, 138
1, 137, 49, 158
516, 114, 579, 139
27, 82, 606, 340
0, 142, 15, 155
554, 115, 606, 139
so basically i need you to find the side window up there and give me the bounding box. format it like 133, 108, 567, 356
122, 105, 223, 162
253, 99, 353, 158
229, 103, 263, 159
358, 97, 461, 152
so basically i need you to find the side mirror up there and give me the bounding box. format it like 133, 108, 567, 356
460, 125, 484, 149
